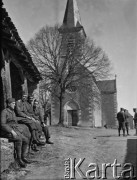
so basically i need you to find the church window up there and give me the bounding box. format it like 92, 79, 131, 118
67, 36, 75, 53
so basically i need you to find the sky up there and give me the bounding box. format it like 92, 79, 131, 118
3, 0, 137, 115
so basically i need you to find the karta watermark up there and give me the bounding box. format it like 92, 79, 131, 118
64, 158, 136, 179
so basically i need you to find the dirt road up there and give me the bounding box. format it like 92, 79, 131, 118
18, 126, 136, 180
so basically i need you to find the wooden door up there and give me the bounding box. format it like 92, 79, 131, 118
72, 110, 78, 126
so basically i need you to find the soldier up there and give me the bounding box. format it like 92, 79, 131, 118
133, 108, 137, 136
26, 95, 43, 139
33, 99, 53, 144
15, 93, 45, 149
124, 109, 130, 136
117, 108, 125, 136
1, 98, 32, 168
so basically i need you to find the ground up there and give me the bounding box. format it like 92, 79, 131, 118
1, 126, 137, 180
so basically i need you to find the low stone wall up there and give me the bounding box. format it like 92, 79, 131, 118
0, 138, 14, 173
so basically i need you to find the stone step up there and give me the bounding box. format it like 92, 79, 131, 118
0, 138, 14, 173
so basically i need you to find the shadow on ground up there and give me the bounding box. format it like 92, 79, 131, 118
120, 138, 137, 180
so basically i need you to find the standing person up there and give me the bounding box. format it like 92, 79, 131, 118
117, 108, 125, 136
1, 98, 32, 168
124, 109, 130, 136
133, 108, 137, 136
15, 92, 45, 148
33, 99, 53, 144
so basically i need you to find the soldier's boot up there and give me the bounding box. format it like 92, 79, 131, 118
127, 129, 129, 135
135, 128, 137, 136
32, 130, 38, 144
15, 141, 27, 168
31, 130, 43, 145
31, 143, 40, 151
43, 127, 53, 144
118, 129, 120, 136
123, 130, 125, 136
22, 143, 32, 164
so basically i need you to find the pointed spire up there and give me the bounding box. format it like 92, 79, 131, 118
63, 0, 82, 28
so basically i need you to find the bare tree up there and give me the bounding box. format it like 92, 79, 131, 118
27, 24, 112, 125
38, 79, 50, 109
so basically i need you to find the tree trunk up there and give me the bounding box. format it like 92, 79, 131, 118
58, 92, 63, 126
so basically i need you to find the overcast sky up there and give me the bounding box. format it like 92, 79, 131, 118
3, 0, 137, 115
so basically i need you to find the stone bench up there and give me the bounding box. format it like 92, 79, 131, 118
0, 138, 14, 173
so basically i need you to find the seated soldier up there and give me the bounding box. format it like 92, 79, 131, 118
1, 98, 32, 168
15, 93, 45, 151
33, 99, 53, 144
26, 95, 43, 139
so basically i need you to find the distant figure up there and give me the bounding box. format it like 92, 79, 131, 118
117, 108, 125, 136
124, 109, 130, 135
133, 108, 137, 136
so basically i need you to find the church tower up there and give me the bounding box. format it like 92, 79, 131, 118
61, 0, 83, 28
51, 0, 88, 126
55, 0, 96, 127
59, 0, 86, 40
58, 0, 86, 63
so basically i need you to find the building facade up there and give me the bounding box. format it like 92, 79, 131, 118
1, 3, 41, 115
51, 0, 117, 128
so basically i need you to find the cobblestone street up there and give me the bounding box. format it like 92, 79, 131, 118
19, 126, 137, 180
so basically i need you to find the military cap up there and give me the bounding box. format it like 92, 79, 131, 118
22, 91, 27, 96
34, 99, 39, 104
7, 98, 15, 104
28, 94, 34, 99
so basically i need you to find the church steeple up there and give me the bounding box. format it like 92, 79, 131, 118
62, 0, 82, 28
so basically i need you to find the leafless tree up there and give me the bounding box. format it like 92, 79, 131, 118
27, 24, 112, 125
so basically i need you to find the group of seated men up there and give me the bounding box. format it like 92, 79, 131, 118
0, 92, 53, 168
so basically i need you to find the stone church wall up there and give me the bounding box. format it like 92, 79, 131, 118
51, 79, 102, 127
101, 93, 117, 128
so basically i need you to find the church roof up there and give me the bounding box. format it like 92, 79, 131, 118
62, 0, 82, 28
97, 80, 117, 93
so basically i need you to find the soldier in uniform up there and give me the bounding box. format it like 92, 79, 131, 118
15, 93, 45, 148
33, 99, 53, 144
117, 108, 125, 136
124, 109, 130, 136
133, 108, 137, 136
1, 98, 32, 168
25, 95, 43, 138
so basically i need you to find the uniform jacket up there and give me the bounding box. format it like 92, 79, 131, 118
16, 100, 30, 118
16, 100, 43, 132
117, 111, 125, 122
1, 108, 26, 135
33, 105, 44, 123
124, 112, 130, 123
25, 102, 35, 117
134, 112, 137, 123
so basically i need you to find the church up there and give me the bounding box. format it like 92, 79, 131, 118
51, 0, 117, 128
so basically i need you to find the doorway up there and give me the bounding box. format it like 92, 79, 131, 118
64, 100, 80, 126
10, 62, 23, 100
68, 110, 79, 126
